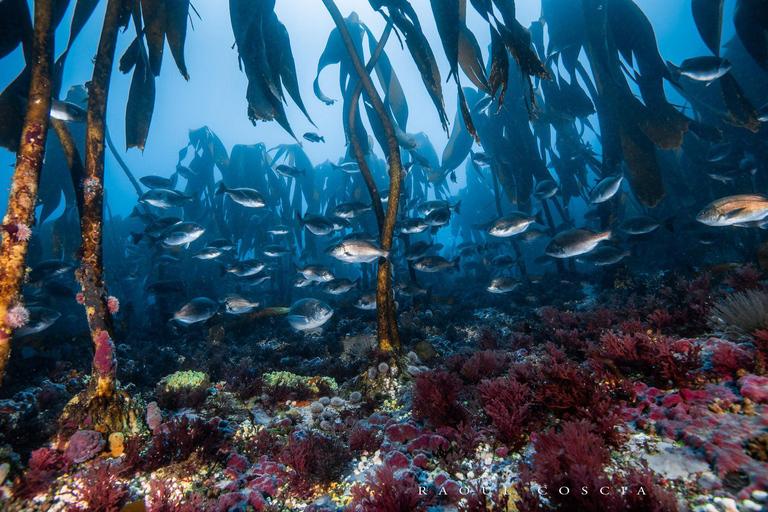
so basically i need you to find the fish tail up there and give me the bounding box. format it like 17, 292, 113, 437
215, 181, 227, 196
533, 209, 544, 225
453, 256, 461, 272
296, 210, 304, 226
130, 232, 143, 245
666, 60, 681, 82
320, 136, 325, 143
453, 199, 462, 215
664, 216, 676, 232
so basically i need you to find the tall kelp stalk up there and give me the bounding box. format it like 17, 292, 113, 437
62, 0, 141, 434
323, 0, 404, 353
0, 0, 55, 386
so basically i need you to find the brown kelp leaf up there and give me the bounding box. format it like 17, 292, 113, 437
429, 0, 461, 78
389, 9, 448, 131
457, 84, 479, 142
692, 0, 724, 57
165, 0, 190, 80
0, 68, 30, 152
441, 108, 474, 174
313, 27, 345, 105
119, 37, 140, 74
365, 26, 409, 129
126, 50, 156, 151
488, 24, 509, 106
620, 122, 665, 207
719, 72, 761, 132
141, 0, 166, 76
734, 0, 768, 71
0, 0, 32, 61
499, 20, 551, 80
265, 13, 314, 126
458, 25, 490, 94
638, 103, 689, 150
53, 0, 99, 96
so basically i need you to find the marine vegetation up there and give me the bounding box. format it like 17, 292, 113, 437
0, 0, 768, 510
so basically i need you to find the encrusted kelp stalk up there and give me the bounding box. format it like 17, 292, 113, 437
0, 0, 55, 386
63, 0, 140, 434
51, 119, 85, 218
323, 0, 403, 353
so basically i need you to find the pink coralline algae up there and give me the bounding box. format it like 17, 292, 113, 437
65, 430, 106, 463
93, 330, 116, 374
6, 305, 29, 329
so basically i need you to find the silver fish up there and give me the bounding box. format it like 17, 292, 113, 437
589, 175, 623, 204
696, 194, 768, 227
414, 256, 460, 273
275, 164, 305, 178
322, 278, 359, 295
488, 211, 543, 238
139, 189, 192, 208
14, 307, 61, 337
295, 264, 334, 282
667, 57, 731, 83
576, 246, 631, 266
486, 277, 520, 294
545, 229, 611, 258
173, 297, 218, 325
215, 182, 266, 207
332, 201, 371, 219
287, 298, 334, 331
220, 294, 260, 314
50, 100, 87, 123
297, 211, 335, 236
329, 240, 389, 264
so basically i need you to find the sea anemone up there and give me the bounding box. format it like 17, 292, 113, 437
709, 289, 768, 333
7, 305, 30, 329
76, 292, 85, 305
13, 223, 32, 241
107, 296, 120, 314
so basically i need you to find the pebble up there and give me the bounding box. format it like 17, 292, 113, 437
714, 497, 738, 512
0, 462, 8, 484
330, 396, 344, 408
752, 491, 767, 503
349, 391, 362, 404
319, 397, 330, 406
740, 500, 762, 512
310, 402, 324, 414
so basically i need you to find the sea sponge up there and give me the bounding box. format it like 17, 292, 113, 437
159, 370, 210, 392
65, 430, 105, 463
262, 371, 337, 393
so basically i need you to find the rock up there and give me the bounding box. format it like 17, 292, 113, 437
741, 500, 763, 512
108, 432, 124, 457
348, 391, 362, 404
751, 490, 767, 502
641, 442, 710, 479
0, 462, 9, 484
65, 430, 105, 463
714, 497, 737, 512
738, 375, 768, 404
413, 340, 437, 361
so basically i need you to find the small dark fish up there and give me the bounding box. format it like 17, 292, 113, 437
146, 280, 185, 295
590, 175, 623, 204
275, 164, 306, 178
162, 222, 205, 247
172, 297, 218, 325
417, 200, 461, 216
329, 240, 389, 264
267, 225, 291, 236
414, 256, 460, 273
404, 241, 434, 261
263, 245, 292, 257
297, 211, 335, 236
667, 57, 731, 83
29, 260, 74, 282
193, 248, 223, 260
139, 189, 192, 209
303, 132, 325, 143
472, 152, 493, 166
546, 229, 611, 258
140, 173, 178, 190
322, 278, 359, 295
287, 299, 333, 331
332, 201, 371, 219
226, 260, 266, 277
50, 100, 87, 123
220, 294, 259, 314
216, 182, 266, 208
294, 263, 334, 282
207, 239, 236, 251
487, 277, 520, 294
534, 180, 559, 200
706, 143, 732, 163
491, 254, 517, 269
577, 246, 631, 266
398, 218, 429, 234
330, 162, 360, 173
424, 207, 451, 227
14, 307, 61, 337
488, 211, 543, 238
354, 292, 377, 310
176, 165, 197, 179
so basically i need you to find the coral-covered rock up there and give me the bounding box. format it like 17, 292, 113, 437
739, 375, 768, 404
227, 453, 249, 472
384, 423, 421, 444
65, 430, 105, 463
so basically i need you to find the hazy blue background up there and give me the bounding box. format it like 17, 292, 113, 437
0, 0, 736, 218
